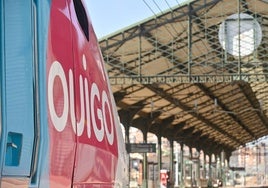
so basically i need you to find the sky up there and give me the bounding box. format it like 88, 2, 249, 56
85, 0, 186, 39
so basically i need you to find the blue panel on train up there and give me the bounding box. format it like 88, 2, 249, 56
1, 0, 35, 176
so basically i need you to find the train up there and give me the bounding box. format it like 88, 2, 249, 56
0, 0, 128, 187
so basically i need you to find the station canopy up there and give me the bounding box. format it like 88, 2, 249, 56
99, 0, 268, 157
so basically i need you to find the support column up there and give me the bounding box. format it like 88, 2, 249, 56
220, 151, 226, 187
180, 144, 184, 188
201, 152, 207, 188
189, 148, 193, 188
157, 134, 162, 188
142, 132, 148, 188
169, 139, 174, 187
208, 154, 212, 187
215, 154, 220, 182
203, 153, 207, 180
196, 150, 201, 188
175, 143, 179, 187
125, 124, 130, 145
124, 123, 131, 183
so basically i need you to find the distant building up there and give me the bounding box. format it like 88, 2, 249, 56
230, 137, 268, 186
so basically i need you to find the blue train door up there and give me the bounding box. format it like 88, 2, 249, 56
0, 0, 37, 185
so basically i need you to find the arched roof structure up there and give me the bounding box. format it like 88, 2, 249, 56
99, 0, 268, 157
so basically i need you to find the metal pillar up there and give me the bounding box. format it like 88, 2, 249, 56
169, 139, 174, 187
175, 143, 179, 187
203, 153, 207, 179
208, 154, 212, 187
196, 151, 201, 187
125, 123, 131, 183
216, 154, 221, 183
125, 123, 130, 144
220, 151, 226, 186
180, 144, 184, 188
157, 134, 162, 188
214, 154, 218, 185
190, 148, 193, 188
142, 132, 148, 188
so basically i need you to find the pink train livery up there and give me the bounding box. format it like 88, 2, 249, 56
0, 0, 128, 187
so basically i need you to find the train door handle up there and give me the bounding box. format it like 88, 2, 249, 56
5, 132, 22, 166
7, 142, 18, 149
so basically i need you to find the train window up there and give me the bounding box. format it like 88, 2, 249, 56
73, 0, 89, 41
